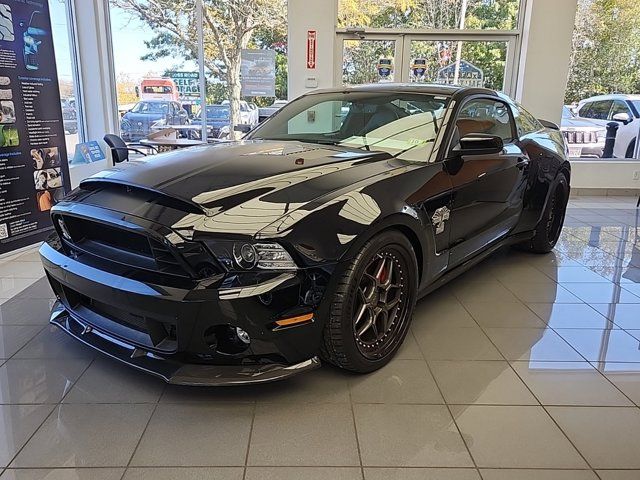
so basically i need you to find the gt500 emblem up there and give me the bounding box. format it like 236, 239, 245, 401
432, 206, 450, 235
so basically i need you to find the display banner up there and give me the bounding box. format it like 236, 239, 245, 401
0, 0, 70, 254
241, 49, 276, 97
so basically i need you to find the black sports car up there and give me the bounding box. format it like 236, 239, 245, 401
40, 84, 570, 385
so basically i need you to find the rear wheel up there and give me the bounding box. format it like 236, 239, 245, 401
321, 231, 418, 373
525, 172, 569, 253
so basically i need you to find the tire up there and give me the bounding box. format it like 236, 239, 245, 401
525, 172, 569, 253
320, 230, 418, 373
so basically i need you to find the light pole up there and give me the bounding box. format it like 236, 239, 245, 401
453, 0, 468, 85
197, 0, 207, 142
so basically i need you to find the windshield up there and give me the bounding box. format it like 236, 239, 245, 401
131, 102, 169, 114
249, 92, 450, 161
629, 100, 640, 116
200, 106, 229, 119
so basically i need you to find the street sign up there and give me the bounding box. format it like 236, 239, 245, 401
307, 30, 317, 69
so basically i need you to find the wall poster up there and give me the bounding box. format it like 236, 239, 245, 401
0, 0, 70, 254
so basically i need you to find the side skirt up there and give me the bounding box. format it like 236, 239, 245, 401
417, 231, 535, 300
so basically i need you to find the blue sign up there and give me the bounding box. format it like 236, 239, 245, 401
436, 60, 484, 87
72, 141, 105, 165
377, 58, 393, 78
412, 58, 427, 77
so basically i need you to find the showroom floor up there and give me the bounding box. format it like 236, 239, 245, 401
0, 196, 639, 480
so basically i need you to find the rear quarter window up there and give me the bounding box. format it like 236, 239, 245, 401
512, 103, 543, 137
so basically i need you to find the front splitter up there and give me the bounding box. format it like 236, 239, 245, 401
49, 301, 321, 386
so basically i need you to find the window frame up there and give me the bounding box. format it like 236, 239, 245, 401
444, 94, 517, 159
609, 100, 632, 120
581, 100, 613, 120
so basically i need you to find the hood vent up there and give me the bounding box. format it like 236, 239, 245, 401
80, 179, 205, 215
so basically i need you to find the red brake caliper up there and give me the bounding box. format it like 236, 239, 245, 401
377, 261, 389, 284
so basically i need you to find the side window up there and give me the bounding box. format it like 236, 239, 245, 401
512, 102, 543, 137
578, 102, 593, 118
610, 100, 631, 118
585, 100, 612, 120
454, 98, 515, 144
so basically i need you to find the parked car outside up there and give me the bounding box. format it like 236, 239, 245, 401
190, 104, 232, 139
40, 83, 570, 385
258, 99, 288, 122
576, 94, 640, 158
120, 100, 189, 142
560, 105, 605, 158
60, 99, 77, 135
220, 100, 259, 127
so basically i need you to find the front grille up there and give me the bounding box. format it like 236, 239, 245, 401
562, 130, 599, 144
55, 214, 221, 280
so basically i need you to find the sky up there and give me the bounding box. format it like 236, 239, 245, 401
49, 0, 197, 87
109, 7, 197, 81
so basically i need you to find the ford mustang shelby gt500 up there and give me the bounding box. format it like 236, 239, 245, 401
40, 84, 570, 385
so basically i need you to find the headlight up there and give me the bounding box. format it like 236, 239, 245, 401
206, 240, 298, 271
235, 242, 297, 270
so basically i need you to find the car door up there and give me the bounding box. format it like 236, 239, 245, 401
609, 99, 636, 158
445, 96, 529, 267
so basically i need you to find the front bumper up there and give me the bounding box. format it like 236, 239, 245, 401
40, 240, 326, 386
50, 301, 319, 385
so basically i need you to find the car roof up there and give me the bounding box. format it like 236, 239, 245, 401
305, 82, 497, 97
579, 94, 640, 103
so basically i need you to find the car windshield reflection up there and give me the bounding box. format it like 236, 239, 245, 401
248, 92, 450, 160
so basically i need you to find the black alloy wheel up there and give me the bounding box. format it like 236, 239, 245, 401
353, 250, 410, 360
321, 230, 418, 373
525, 172, 569, 253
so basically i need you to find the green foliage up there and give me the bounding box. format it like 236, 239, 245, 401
341, 0, 516, 90
566, 0, 640, 103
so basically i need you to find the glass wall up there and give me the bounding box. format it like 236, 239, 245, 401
107, 0, 288, 143
563, 0, 640, 161
48, 0, 82, 163
337, 0, 518, 93
338, 0, 520, 30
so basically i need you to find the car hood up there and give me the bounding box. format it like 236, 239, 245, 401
80, 140, 398, 237
123, 112, 165, 122
561, 117, 605, 131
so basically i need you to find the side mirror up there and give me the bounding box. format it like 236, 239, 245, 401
453, 134, 504, 157
234, 124, 251, 133
612, 112, 632, 124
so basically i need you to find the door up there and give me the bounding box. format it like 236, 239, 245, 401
337, 34, 516, 94
445, 96, 528, 266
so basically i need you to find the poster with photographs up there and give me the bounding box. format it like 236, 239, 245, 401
0, 1, 69, 252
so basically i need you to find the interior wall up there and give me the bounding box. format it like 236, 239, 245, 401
287, 0, 338, 100
516, 0, 578, 125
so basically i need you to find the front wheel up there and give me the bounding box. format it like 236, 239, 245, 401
524, 172, 569, 253
321, 231, 418, 373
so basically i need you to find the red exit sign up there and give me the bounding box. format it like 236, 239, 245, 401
307, 30, 317, 69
